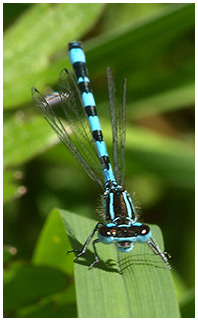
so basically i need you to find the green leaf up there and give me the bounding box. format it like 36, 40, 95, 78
4, 3, 104, 109
4, 262, 69, 311
16, 283, 77, 318
101, 3, 168, 32
59, 209, 180, 318
32, 209, 74, 276
17, 301, 77, 318
180, 287, 195, 318
128, 84, 195, 119
4, 114, 58, 168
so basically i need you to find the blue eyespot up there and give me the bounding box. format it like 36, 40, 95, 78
132, 222, 142, 227
106, 222, 116, 228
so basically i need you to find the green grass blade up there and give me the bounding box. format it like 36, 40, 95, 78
128, 84, 195, 119
4, 262, 69, 312
180, 287, 195, 317
4, 114, 57, 168
32, 209, 74, 276
4, 3, 104, 109
60, 209, 180, 318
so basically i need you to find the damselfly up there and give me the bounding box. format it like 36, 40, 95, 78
32, 41, 171, 270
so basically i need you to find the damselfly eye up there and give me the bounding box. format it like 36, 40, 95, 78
141, 225, 150, 235
99, 225, 117, 237
98, 225, 116, 244
107, 229, 116, 236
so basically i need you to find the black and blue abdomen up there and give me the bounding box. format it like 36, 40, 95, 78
69, 42, 115, 184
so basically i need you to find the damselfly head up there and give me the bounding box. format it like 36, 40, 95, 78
116, 223, 151, 252
98, 221, 151, 252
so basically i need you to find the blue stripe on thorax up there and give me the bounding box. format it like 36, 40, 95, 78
122, 191, 132, 219
109, 193, 115, 220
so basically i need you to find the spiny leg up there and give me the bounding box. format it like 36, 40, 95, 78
68, 222, 103, 262
88, 239, 100, 269
147, 237, 171, 270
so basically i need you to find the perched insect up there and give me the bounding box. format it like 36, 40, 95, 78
32, 41, 171, 269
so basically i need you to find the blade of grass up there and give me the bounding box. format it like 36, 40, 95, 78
32, 209, 74, 276
4, 114, 58, 168
180, 287, 195, 317
4, 3, 104, 109
128, 84, 195, 119
60, 209, 180, 318
4, 262, 69, 312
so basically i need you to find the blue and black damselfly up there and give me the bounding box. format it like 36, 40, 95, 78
32, 41, 171, 270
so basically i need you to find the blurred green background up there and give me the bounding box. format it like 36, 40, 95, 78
3, 3, 194, 318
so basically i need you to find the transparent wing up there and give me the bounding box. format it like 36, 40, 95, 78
58, 69, 104, 185
32, 74, 104, 188
107, 67, 126, 186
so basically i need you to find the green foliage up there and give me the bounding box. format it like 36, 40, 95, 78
32, 209, 74, 276
4, 263, 69, 310
4, 3, 194, 318
61, 209, 179, 317
4, 114, 56, 167
4, 262, 76, 317
4, 3, 104, 108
